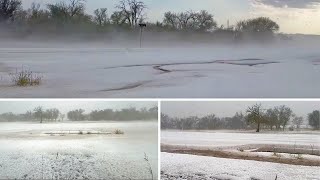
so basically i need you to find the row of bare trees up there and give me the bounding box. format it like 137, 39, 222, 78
0, 0, 147, 27
0, 106, 158, 122
247, 104, 320, 132
0, 0, 281, 41
161, 112, 247, 130
162, 10, 217, 32
161, 104, 319, 132
0, 107, 63, 123
67, 106, 158, 121
33, 107, 63, 123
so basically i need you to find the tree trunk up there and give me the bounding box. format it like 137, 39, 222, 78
256, 122, 260, 132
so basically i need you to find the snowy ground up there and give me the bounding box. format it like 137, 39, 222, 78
0, 121, 158, 180
0, 42, 319, 98
161, 131, 320, 180
162, 130, 320, 147
161, 153, 320, 180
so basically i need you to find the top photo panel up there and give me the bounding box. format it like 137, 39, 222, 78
0, 0, 319, 98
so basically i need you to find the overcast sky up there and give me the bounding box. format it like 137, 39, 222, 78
21, 0, 320, 35
0, 101, 157, 114
162, 101, 320, 119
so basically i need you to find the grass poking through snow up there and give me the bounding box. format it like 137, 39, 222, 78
144, 152, 154, 180
10, 67, 43, 86
114, 129, 124, 135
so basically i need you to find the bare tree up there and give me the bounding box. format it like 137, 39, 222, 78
34, 106, 44, 123
292, 115, 303, 129
308, 110, 320, 130
0, 0, 22, 22
68, 0, 85, 17
163, 11, 178, 29
278, 105, 293, 131
176, 11, 196, 30
59, 113, 65, 122
110, 11, 127, 25
163, 10, 216, 32
195, 10, 217, 31
246, 103, 265, 132
163, 11, 195, 30
116, 0, 146, 27
265, 108, 278, 130
47, 0, 85, 20
94, 8, 108, 26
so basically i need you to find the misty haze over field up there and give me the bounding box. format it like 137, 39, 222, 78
0, 101, 158, 179
0, 0, 319, 98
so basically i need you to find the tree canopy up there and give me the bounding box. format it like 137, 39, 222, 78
0, 0, 282, 42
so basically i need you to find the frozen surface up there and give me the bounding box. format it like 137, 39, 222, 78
0, 121, 158, 179
0, 43, 319, 98
161, 131, 320, 147
161, 152, 320, 180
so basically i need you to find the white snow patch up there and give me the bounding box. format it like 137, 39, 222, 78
0, 121, 158, 179
0, 45, 319, 98
161, 152, 320, 180
162, 131, 320, 147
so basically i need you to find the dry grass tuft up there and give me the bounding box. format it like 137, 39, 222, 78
10, 67, 43, 86
114, 129, 124, 135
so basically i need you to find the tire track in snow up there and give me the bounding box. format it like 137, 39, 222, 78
100, 58, 278, 92
100, 81, 151, 92
103, 58, 278, 73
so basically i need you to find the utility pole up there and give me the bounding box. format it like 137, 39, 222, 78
139, 23, 147, 48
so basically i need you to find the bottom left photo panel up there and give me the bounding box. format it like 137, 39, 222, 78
0, 100, 159, 180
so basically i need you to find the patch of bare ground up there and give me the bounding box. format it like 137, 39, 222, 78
161, 171, 223, 180
161, 144, 320, 166
253, 146, 320, 156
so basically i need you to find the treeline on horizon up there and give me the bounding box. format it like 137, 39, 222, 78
161, 104, 320, 132
0, 0, 290, 42
0, 106, 158, 122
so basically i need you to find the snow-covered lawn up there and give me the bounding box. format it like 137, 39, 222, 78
0, 121, 158, 179
161, 131, 320, 179
0, 43, 319, 98
161, 152, 320, 180
162, 131, 320, 147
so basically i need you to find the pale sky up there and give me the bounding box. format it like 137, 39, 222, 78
162, 101, 320, 119
21, 0, 320, 35
0, 101, 157, 114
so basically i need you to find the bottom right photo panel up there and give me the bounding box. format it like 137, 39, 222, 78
160, 101, 320, 180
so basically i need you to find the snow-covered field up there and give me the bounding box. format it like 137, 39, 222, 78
161, 153, 320, 180
162, 131, 320, 147
0, 121, 158, 179
161, 131, 320, 180
0, 42, 319, 98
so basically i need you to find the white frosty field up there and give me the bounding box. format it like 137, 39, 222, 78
0, 42, 319, 98
161, 131, 320, 147
0, 121, 158, 180
161, 153, 320, 180
161, 131, 320, 180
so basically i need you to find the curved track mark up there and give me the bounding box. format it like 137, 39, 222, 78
100, 81, 150, 92
104, 58, 276, 71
